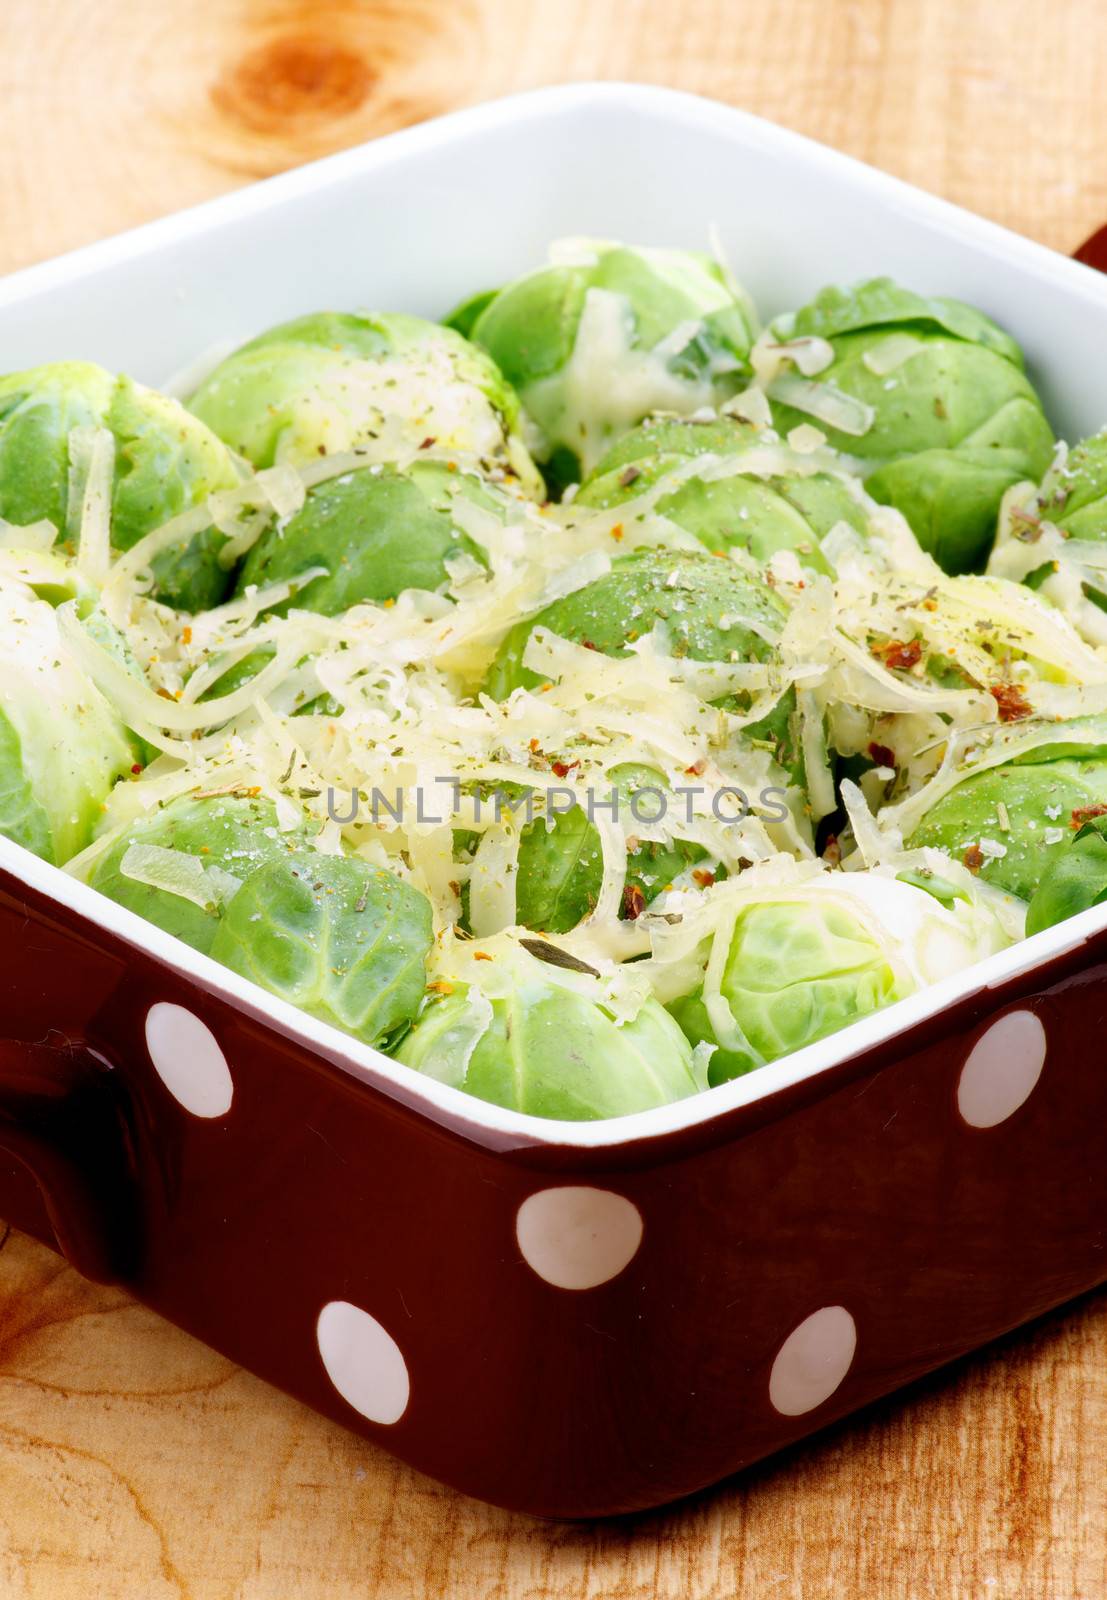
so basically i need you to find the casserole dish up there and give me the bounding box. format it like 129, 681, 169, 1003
3, 82, 1107, 1518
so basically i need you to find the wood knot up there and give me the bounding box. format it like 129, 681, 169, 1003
212, 34, 374, 135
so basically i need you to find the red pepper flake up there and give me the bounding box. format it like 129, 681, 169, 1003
610, 523, 624, 542
551, 759, 580, 779
180, 626, 192, 645
868, 742, 896, 768
622, 884, 647, 920
130, 763, 143, 776
419, 436, 436, 450
580, 639, 598, 651
473, 951, 493, 961
528, 737, 541, 753
684, 758, 707, 776
871, 637, 923, 671
822, 833, 842, 866
1071, 803, 1107, 829
963, 844, 985, 873
427, 979, 455, 995
691, 868, 716, 888
989, 683, 1033, 723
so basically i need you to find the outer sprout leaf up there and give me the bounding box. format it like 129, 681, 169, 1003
0, 586, 133, 864
209, 855, 433, 1049
89, 794, 314, 953
1025, 820, 1107, 934
235, 459, 494, 617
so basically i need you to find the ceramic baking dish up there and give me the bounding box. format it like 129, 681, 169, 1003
4, 83, 1107, 1519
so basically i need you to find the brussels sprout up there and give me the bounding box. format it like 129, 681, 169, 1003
397, 944, 704, 1119
75, 598, 160, 765
768, 279, 1054, 574
0, 362, 243, 611
1035, 430, 1107, 537
483, 547, 799, 775
669, 893, 908, 1083
906, 747, 1107, 901
188, 311, 542, 496
576, 415, 870, 572
487, 546, 786, 695
461, 763, 717, 936
234, 458, 494, 617
88, 793, 315, 953
451, 241, 756, 487
209, 854, 433, 1049
0, 586, 134, 864
1025, 817, 1107, 935
516, 770, 713, 934
1018, 429, 1107, 600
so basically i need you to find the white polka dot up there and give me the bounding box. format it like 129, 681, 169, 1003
957, 1009, 1046, 1129
145, 1002, 233, 1119
516, 1186, 643, 1290
316, 1301, 409, 1425
769, 1306, 857, 1417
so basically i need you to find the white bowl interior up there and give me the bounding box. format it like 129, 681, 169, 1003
4, 81, 1107, 1148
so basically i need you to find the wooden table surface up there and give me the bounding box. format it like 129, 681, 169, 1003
3, 1, 1107, 1594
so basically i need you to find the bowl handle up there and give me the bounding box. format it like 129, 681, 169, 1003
0, 1036, 137, 1284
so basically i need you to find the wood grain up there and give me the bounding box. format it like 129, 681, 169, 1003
3, 0, 1107, 1594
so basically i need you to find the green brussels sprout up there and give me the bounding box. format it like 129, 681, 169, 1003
486, 546, 787, 695
768, 278, 1054, 574
576, 415, 870, 572
88, 793, 316, 953
668, 892, 909, 1083
516, 762, 714, 933
234, 458, 495, 617
209, 854, 433, 1049
397, 943, 704, 1119
483, 547, 799, 776
1034, 429, 1107, 537
451, 241, 756, 488
1025, 817, 1107, 935
1018, 429, 1107, 601
460, 763, 717, 936
0, 585, 134, 864
74, 598, 160, 765
188, 311, 542, 496
0, 362, 243, 611
907, 749, 1107, 901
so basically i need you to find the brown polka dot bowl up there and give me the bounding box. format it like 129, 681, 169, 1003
3, 85, 1107, 1517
